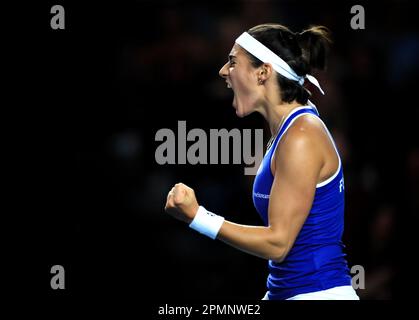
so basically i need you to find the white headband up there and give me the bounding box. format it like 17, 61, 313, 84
235, 32, 325, 95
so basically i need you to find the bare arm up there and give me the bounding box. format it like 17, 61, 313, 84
165, 122, 323, 262
217, 126, 322, 261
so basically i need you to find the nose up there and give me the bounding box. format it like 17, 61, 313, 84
218, 62, 229, 79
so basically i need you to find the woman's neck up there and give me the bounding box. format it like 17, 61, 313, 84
262, 100, 304, 137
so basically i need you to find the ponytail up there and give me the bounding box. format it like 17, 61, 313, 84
245, 23, 332, 104
297, 26, 332, 71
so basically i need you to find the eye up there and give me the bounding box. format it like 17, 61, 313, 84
229, 61, 236, 66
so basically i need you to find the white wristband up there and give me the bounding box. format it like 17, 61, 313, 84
189, 206, 225, 240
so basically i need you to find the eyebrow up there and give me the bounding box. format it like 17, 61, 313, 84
228, 55, 236, 61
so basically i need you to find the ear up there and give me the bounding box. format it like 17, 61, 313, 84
259, 63, 273, 81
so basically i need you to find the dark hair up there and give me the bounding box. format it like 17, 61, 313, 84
246, 23, 332, 104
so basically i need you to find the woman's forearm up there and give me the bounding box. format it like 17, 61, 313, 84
217, 220, 287, 262
164, 183, 291, 262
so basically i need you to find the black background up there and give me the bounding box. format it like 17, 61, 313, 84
10, 0, 418, 315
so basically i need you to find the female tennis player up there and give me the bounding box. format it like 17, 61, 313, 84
165, 23, 359, 300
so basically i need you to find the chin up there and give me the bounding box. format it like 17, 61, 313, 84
235, 110, 245, 118
235, 107, 251, 118
232, 102, 242, 117
233, 96, 255, 118
233, 102, 251, 118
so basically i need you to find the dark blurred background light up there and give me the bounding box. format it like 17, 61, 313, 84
29, 0, 419, 301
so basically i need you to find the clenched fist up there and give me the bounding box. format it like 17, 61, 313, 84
165, 183, 199, 224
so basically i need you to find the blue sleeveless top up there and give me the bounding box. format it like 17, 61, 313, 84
252, 105, 352, 300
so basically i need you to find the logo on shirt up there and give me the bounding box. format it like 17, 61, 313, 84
339, 177, 345, 193
253, 192, 270, 199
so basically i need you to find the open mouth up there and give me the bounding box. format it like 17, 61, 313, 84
225, 81, 236, 110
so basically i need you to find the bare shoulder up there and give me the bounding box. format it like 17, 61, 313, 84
280, 114, 326, 150
272, 114, 326, 173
